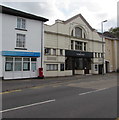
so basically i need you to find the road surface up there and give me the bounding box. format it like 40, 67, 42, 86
1, 73, 118, 118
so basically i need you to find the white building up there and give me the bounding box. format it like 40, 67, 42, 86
0, 5, 48, 80
44, 14, 105, 77
117, 1, 119, 27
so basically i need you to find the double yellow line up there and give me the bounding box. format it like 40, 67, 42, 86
0, 89, 22, 95
0, 80, 76, 95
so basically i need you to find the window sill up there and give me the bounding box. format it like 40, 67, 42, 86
15, 28, 27, 31
15, 48, 27, 50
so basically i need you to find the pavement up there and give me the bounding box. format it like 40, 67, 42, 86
2, 72, 118, 92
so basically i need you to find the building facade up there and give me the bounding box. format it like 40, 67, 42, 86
104, 32, 119, 72
0, 5, 48, 79
44, 14, 105, 77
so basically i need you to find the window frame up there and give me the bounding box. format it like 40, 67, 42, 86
53, 49, 56, 55
17, 17, 26, 30
75, 41, 82, 51
84, 42, 87, 51
5, 57, 13, 71
5, 57, 37, 72
14, 57, 22, 71
60, 63, 65, 71
23, 58, 30, 71
71, 40, 73, 50
45, 48, 51, 55
75, 27, 82, 38
16, 34, 26, 48
60, 49, 63, 56
46, 64, 58, 71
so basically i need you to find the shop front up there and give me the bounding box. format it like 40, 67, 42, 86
65, 50, 93, 75
2, 51, 40, 80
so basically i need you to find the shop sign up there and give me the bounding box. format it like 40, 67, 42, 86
65, 50, 93, 58
2, 51, 40, 57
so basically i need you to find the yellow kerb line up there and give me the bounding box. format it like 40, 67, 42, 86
0, 89, 22, 94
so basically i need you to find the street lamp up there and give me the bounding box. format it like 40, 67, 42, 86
101, 20, 107, 75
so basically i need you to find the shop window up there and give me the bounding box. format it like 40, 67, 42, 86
31, 58, 37, 71
16, 34, 26, 48
65, 57, 73, 70
17, 17, 26, 29
31, 58, 37, 61
45, 48, 51, 55
46, 64, 58, 71
14, 58, 22, 71
31, 63, 36, 71
75, 27, 82, 38
83, 58, 91, 70
23, 58, 30, 71
75, 58, 83, 70
5, 57, 37, 72
23, 62, 30, 71
5, 57, 13, 71
60, 64, 64, 71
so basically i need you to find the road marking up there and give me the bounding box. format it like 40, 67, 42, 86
0, 89, 22, 95
51, 83, 62, 87
0, 99, 55, 113
79, 88, 108, 96
31, 86, 45, 89
31, 82, 63, 89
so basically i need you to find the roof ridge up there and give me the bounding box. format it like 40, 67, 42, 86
63, 13, 94, 31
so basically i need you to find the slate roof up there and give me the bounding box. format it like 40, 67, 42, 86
0, 5, 48, 22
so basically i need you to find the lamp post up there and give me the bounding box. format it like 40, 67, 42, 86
101, 20, 107, 75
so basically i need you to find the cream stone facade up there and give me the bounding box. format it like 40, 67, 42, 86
44, 14, 105, 77
105, 36, 119, 72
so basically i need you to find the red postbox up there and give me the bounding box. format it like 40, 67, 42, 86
38, 68, 44, 78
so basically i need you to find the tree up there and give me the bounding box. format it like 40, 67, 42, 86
109, 27, 119, 38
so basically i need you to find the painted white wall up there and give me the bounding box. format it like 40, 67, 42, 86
2, 14, 42, 52
2, 13, 44, 79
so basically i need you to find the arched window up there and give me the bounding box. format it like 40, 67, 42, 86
75, 27, 82, 38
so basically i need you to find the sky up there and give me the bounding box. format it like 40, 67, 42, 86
1, 0, 119, 32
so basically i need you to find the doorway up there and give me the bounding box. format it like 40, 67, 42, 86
98, 64, 103, 74
84, 69, 89, 74
105, 61, 109, 73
